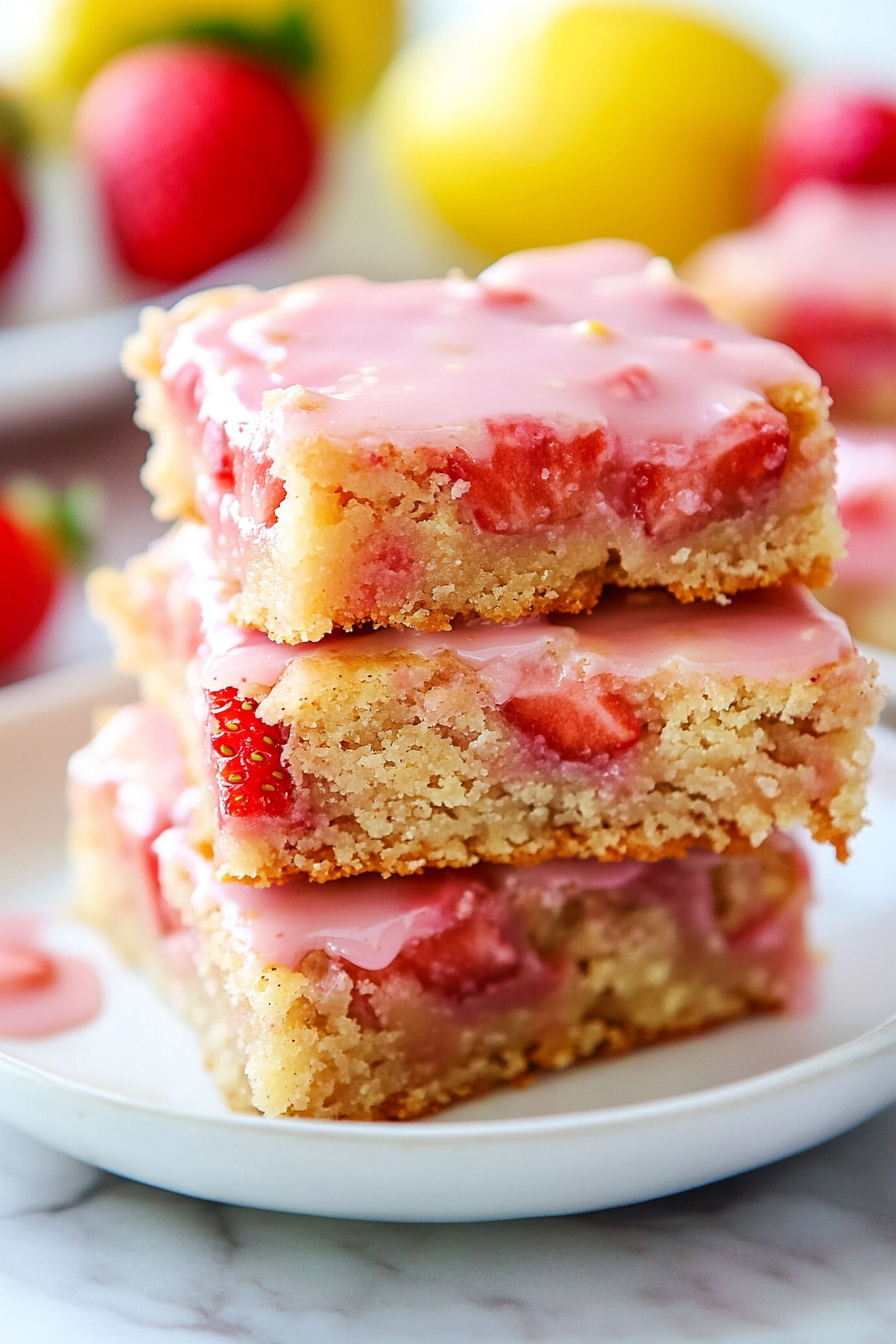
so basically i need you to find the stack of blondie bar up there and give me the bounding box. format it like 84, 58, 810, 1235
68, 240, 882, 1120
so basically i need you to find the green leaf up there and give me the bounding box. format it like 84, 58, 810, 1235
169, 8, 317, 78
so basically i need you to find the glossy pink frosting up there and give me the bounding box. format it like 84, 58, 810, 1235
154, 826, 722, 973
151, 827, 809, 1009
167, 515, 852, 698
835, 424, 896, 586
692, 183, 896, 311
161, 240, 814, 464
0, 916, 101, 1038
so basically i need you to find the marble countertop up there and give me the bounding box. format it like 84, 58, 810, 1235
1, 1104, 895, 1343
2, 412, 895, 1343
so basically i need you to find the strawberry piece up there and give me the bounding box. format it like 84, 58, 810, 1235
392, 891, 522, 999
77, 43, 319, 284
207, 688, 293, 818
626, 402, 789, 538
503, 683, 641, 762
756, 86, 896, 215
445, 416, 607, 534
0, 505, 58, 666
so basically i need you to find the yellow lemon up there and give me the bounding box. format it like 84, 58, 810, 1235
374, 5, 782, 264
21, 0, 398, 138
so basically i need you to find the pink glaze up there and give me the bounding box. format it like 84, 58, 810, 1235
835, 424, 896, 586
0, 916, 101, 1038
687, 185, 896, 406
161, 239, 814, 466
173, 517, 852, 699
692, 183, 896, 312
152, 828, 686, 974
150, 827, 811, 1010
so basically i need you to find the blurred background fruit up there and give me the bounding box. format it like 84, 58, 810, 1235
755, 85, 896, 216
373, 4, 782, 264
76, 43, 319, 283
0, 90, 28, 280
19, 0, 399, 140
0, 474, 99, 666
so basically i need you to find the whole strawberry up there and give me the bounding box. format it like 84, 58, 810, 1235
76, 43, 319, 284
0, 91, 28, 280
0, 477, 99, 667
756, 85, 896, 216
0, 164, 27, 280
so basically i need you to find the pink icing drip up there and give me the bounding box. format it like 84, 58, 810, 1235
0, 916, 102, 1038
835, 424, 896, 586
161, 240, 814, 465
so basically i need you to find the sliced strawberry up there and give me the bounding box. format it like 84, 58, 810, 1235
445, 416, 607, 534
393, 899, 521, 1000
626, 402, 789, 538
207, 688, 293, 818
503, 682, 641, 762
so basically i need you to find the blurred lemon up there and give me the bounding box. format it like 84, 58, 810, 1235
373, 5, 781, 263
21, 0, 398, 138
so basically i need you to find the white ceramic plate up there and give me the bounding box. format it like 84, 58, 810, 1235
0, 662, 895, 1223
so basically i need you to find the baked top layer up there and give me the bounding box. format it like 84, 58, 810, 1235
126, 239, 841, 639
144, 238, 817, 456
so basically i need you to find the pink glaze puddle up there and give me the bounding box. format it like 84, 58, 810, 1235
0, 916, 101, 1038
161, 239, 815, 464
835, 424, 896, 586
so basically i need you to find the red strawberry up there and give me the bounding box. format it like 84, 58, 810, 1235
0, 508, 56, 667
0, 92, 29, 280
445, 416, 607, 534
0, 159, 26, 280
0, 475, 98, 668
207, 688, 293, 818
756, 86, 896, 215
626, 402, 789, 538
77, 43, 319, 284
503, 683, 641, 762
397, 913, 521, 999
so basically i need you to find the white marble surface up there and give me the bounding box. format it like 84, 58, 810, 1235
0, 1105, 895, 1343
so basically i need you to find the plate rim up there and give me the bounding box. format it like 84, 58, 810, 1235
1, 1002, 894, 1146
